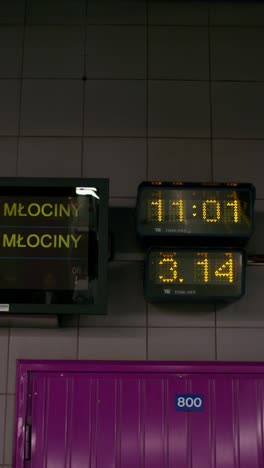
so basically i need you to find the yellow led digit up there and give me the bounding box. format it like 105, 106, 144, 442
171, 199, 184, 222
196, 253, 209, 283
226, 199, 239, 223
202, 200, 221, 223
214, 253, 234, 283
150, 198, 163, 222
158, 254, 180, 283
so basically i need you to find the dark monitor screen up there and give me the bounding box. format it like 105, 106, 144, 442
0, 178, 109, 315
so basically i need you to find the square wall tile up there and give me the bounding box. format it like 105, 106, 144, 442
0, 27, 23, 78
149, 27, 209, 80
247, 200, 264, 255
0, 330, 8, 394
23, 26, 85, 78
84, 81, 146, 137
78, 327, 146, 360
149, 1, 208, 25
0, 0, 25, 24
18, 137, 82, 176
149, 81, 210, 138
148, 302, 215, 328
0, 80, 20, 136
148, 328, 215, 360
8, 328, 77, 393
83, 138, 146, 196
26, 0, 86, 24
0, 138, 17, 176
211, 27, 264, 81
86, 0, 146, 25
20, 80, 83, 136
213, 140, 264, 197
212, 83, 264, 139
217, 328, 264, 361
148, 138, 211, 180
80, 261, 146, 327
4, 395, 15, 466
0, 396, 5, 464
210, 2, 264, 26
216, 267, 264, 328
86, 26, 146, 79
109, 205, 143, 259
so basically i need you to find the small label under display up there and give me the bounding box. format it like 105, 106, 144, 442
0, 304, 9, 312
145, 248, 245, 301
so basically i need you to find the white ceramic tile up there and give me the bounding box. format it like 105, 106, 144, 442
217, 328, 264, 361
0, 81, 20, 136
148, 328, 215, 360
149, 1, 208, 25
216, 267, 264, 327
212, 83, 264, 139
86, 0, 146, 25
0, 0, 25, 24
86, 26, 146, 79
18, 137, 82, 176
84, 81, 146, 137
149, 27, 209, 80
26, 0, 86, 24
0, 27, 23, 78
20, 80, 83, 136
148, 138, 211, 181
0, 138, 17, 176
0, 396, 6, 464
78, 327, 146, 360
213, 139, 264, 197
148, 302, 215, 327
83, 138, 146, 196
3, 395, 15, 466
0, 331, 8, 394
23, 26, 85, 78
80, 261, 146, 327
210, 2, 264, 26
8, 328, 78, 393
211, 27, 264, 81
149, 81, 210, 137
247, 200, 264, 255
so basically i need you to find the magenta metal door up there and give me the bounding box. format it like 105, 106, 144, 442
14, 361, 264, 467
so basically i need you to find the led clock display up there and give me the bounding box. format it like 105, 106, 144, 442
137, 182, 255, 239
145, 248, 245, 300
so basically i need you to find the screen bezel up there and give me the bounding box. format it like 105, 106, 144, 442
145, 247, 246, 301
0, 177, 109, 315
136, 181, 256, 241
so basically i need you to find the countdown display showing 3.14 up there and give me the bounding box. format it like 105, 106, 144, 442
145, 248, 245, 300
137, 182, 255, 239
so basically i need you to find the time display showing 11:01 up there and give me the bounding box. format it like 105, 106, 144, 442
137, 184, 255, 238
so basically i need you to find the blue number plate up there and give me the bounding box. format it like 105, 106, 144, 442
175, 394, 204, 411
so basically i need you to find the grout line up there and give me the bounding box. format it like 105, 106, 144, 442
15, 0, 28, 176
3, 77, 264, 83
4, 135, 264, 142
3, 22, 264, 28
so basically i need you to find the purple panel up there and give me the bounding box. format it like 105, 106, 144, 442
189, 376, 215, 468
119, 378, 142, 468
30, 375, 46, 467
143, 378, 166, 468
167, 376, 188, 468
214, 376, 237, 468
92, 377, 117, 468
70, 376, 93, 468
236, 378, 261, 468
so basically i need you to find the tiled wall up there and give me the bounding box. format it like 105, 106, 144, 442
1, 0, 264, 465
